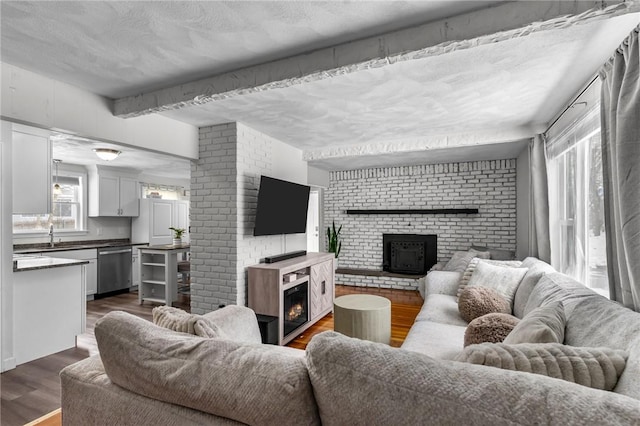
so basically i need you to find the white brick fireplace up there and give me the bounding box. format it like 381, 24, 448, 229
324, 159, 517, 290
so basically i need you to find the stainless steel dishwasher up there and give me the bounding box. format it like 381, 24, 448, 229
97, 246, 132, 296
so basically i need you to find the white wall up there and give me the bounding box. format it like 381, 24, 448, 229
236, 122, 308, 305
1, 62, 198, 159
1, 121, 15, 371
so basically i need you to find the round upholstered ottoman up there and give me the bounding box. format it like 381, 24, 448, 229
334, 294, 391, 344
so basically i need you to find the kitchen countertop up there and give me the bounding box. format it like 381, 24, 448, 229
13, 255, 89, 272
142, 243, 190, 251
14, 239, 148, 254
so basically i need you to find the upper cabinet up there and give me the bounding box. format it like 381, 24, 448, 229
88, 166, 139, 217
12, 124, 51, 214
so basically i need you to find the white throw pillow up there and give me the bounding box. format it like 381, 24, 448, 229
466, 261, 528, 311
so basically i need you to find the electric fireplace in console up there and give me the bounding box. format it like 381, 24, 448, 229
283, 282, 309, 338
383, 234, 437, 275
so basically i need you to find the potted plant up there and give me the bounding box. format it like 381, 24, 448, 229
169, 227, 186, 246
327, 221, 342, 269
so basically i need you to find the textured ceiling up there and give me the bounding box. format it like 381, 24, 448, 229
1, 1, 639, 173
1, 1, 499, 98
51, 135, 192, 182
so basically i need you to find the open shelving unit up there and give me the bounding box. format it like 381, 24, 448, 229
138, 245, 190, 305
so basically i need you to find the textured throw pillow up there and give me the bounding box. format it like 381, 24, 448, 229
464, 313, 520, 347
455, 342, 628, 391
443, 250, 490, 273
466, 261, 528, 310
458, 286, 511, 323
504, 301, 565, 344
457, 258, 523, 299
152, 306, 225, 339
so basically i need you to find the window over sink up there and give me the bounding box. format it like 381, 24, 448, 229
13, 169, 87, 234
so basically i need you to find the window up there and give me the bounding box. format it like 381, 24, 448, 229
13, 170, 86, 234
547, 105, 608, 297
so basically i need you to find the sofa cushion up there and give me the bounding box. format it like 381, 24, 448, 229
455, 342, 628, 391
443, 250, 490, 273
522, 273, 597, 318
457, 258, 522, 299
401, 320, 466, 359
512, 257, 556, 319
95, 311, 319, 426
458, 286, 511, 323
464, 313, 520, 347
152, 306, 225, 338
306, 331, 640, 425
504, 301, 565, 344
466, 261, 528, 310
415, 294, 468, 327
564, 297, 640, 399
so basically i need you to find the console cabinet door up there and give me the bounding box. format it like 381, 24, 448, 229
310, 259, 334, 321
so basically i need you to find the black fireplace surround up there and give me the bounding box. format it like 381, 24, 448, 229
383, 234, 437, 275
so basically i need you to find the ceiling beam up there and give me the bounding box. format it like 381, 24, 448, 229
113, 0, 638, 118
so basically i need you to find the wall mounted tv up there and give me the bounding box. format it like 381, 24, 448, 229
253, 175, 311, 236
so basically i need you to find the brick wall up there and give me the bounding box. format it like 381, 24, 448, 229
191, 122, 308, 313
190, 123, 239, 314
325, 160, 517, 290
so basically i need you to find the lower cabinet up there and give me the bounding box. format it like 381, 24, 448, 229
43, 249, 98, 297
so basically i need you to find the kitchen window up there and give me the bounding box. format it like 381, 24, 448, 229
547, 104, 608, 298
13, 170, 87, 234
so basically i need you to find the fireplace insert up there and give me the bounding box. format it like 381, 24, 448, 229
383, 234, 437, 275
283, 281, 309, 338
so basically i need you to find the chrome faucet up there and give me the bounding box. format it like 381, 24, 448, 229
49, 224, 54, 248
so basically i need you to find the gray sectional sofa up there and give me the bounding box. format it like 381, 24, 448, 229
60, 257, 640, 425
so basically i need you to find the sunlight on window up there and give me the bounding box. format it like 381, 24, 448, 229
13, 174, 85, 234
548, 106, 609, 298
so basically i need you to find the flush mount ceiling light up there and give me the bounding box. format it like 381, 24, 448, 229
93, 148, 121, 161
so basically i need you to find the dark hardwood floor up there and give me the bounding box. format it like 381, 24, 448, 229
0, 285, 421, 426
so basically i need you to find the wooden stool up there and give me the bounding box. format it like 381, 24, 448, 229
334, 294, 391, 344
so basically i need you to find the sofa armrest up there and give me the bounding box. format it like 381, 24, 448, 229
202, 305, 262, 344
423, 271, 461, 297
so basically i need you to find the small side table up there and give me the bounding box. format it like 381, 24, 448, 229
334, 294, 391, 344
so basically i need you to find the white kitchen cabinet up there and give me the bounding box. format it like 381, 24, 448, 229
12, 124, 51, 214
132, 247, 140, 288
132, 198, 190, 246
44, 249, 98, 297
88, 166, 139, 217
13, 263, 85, 365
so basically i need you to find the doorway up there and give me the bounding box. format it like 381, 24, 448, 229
306, 190, 320, 252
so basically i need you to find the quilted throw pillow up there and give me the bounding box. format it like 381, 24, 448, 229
443, 250, 490, 273
455, 342, 628, 391
465, 261, 528, 310
458, 286, 511, 323
152, 306, 225, 338
457, 258, 523, 299
464, 313, 520, 347
504, 301, 565, 344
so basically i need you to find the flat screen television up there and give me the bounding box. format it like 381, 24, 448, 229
254, 175, 310, 236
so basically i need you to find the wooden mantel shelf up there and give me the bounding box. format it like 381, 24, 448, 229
346, 208, 479, 215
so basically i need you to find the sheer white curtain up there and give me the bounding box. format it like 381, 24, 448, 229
600, 26, 640, 311
529, 135, 551, 263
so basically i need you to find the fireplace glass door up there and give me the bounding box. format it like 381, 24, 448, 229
283, 282, 309, 338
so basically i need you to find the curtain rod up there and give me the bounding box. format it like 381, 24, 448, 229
544, 74, 599, 135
